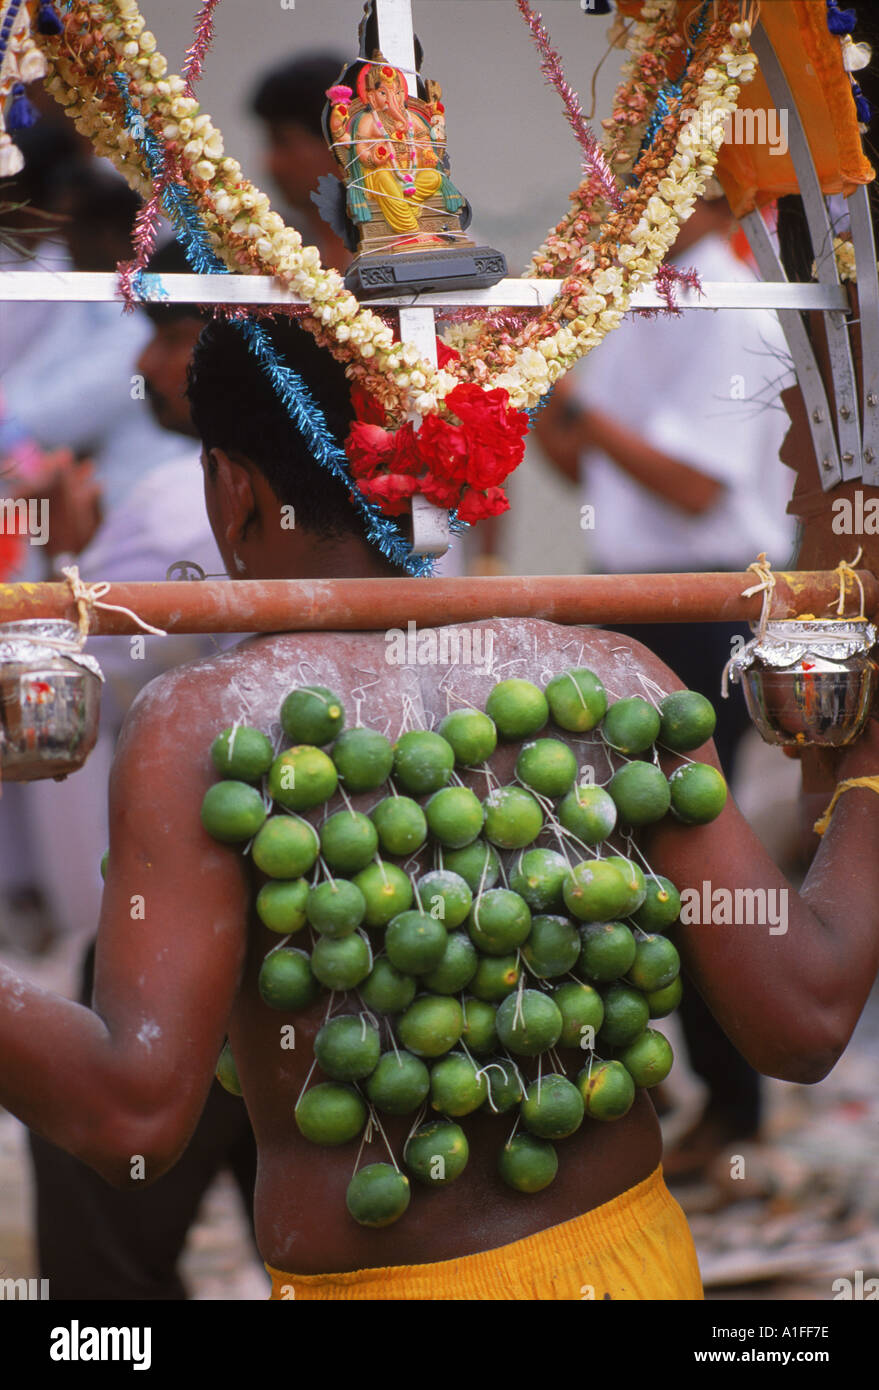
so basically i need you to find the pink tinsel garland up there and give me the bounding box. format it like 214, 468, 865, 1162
184, 0, 222, 96
516, 0, 622, 212
117, 2, 222, 307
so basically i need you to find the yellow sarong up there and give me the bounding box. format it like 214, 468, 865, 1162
266, 1165, 702, 1301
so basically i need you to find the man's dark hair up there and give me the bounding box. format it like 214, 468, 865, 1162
250, 53, 346, 139
187, 315, 366, 540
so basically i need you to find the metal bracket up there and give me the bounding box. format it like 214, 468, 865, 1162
750, 21, 863, 485
740, 208, 843, 488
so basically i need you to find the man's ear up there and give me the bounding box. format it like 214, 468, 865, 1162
207, 447, 258, 545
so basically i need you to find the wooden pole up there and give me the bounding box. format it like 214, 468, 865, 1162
0, 571, 875, 635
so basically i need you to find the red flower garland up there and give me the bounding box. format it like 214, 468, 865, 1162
345, 345, 529, 524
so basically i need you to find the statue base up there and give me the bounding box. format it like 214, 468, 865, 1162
345, 244, 507, 298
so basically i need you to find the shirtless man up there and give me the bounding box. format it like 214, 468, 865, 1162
2, 316, 878, 1300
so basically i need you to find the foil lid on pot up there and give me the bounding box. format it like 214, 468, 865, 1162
0, 620, 103, 782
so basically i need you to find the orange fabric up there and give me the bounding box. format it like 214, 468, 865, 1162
617, 1, 874, 217
265, 1164, 704, 1301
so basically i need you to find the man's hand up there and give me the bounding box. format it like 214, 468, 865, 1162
44, 454, 103, 558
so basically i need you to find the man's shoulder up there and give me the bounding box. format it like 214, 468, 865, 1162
117, 618, 684, 756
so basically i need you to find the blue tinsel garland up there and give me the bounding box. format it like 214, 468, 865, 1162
112, 71, 437, 578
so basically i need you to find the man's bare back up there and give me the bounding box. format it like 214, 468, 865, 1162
8, 618, 879, 1280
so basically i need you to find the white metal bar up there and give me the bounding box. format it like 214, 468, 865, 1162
0, 271, 850, 310
375, 0, 448, 557
848, 183, 879, 485
751, 22, 862, 480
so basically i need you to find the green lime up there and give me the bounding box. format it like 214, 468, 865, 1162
359, 958, 416, 1014
392, 730, 455, 795
314, 1014, 381, 1081
256, 878, 309, 934
499, 1133, 558, 1193
268, 746, 338, 812
306, 879, 366, 938
370, 796, 427, 857
438, 709, 497, 765
258, 947, 318, 1011
352, 861, 413, 927
444, 840, 500, 893
607, 761, 671, 826
461, 997, 498, 1054
668, 762, 728, 824
100, 849, 109, 882
515, 738, 578, 797
422, 932, 478, 994
598, 982, 650, 1047
552, 980, 605, 1048
601, 697, 661, 754
520, 1073, 584, 1139
659, 690, 716, 752
346, 1164, 410, 1227
545, 667, 607, 732
319, 810, 379, 875
482, 1057, 524, 1113
365, 1051, 430, 1114
385, 910, 448, 975
430, 1051, 488, 1116
468, 888, 531, 955
496, 989, 563, 1057
210, 726, 274, 782
397, 994, 464, 1057
280, 685, 344, 746
557, 785, 617, 846
521, 914, 581, 979
331, 727, 394, 793
628, 934, 680, 992
216, 1040, 242, 1096
415, 870, 473, 930
646, 976, 683, 1018
469, 952, 522, 1002
485, 679, 548, 740
563, 859, 631, 922
632, 876, 681, 932
603, 856, 647, 916
425, 786, 485, 849
252, 815, 320, 879
618, 1028, 674, 1087
310, 932, 372, 991
201, 780, 267, 844
483, 785, 543, 849
510, 848, 569, 913
577, 1058, 635, 1120
295, 1082, 365, 1145
404, 1120, 468, 1185
577, 921, 636, 983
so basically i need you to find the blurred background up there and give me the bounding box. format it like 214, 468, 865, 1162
0, 0, 877, 1303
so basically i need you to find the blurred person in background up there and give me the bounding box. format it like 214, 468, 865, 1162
23, 238, 260, 1301
533, 195, 798, 1181
250, 51, 352, 272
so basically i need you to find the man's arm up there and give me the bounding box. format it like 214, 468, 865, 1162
533, 380, 726, 515
0, 669, 249, 1185
644, 701, 879, 1085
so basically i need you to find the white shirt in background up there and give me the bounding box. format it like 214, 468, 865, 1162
573, 232, 798, 574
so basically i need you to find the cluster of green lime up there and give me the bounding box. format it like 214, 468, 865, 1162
203, 671, 726, 1229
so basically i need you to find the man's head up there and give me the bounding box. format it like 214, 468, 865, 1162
136, 241, 210, 436
250, 53, 345, 211
55, 159, 142, 271
186, 315, 396, 580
